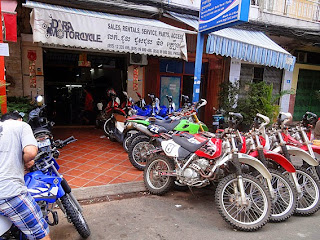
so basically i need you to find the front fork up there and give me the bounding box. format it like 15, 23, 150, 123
257, 148, 275, 199
280, 144, 303, 194
232, 153, 247, 204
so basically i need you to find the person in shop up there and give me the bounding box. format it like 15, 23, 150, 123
82, 87, 94, 125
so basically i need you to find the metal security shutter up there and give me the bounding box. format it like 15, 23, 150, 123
293, 69, 320, 120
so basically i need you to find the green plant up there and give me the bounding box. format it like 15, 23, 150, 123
236, 81, 291, 126
2, 96, 34, 121
218, 80, 239, 113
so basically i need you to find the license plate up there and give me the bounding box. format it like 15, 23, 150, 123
38, 139, 51, 148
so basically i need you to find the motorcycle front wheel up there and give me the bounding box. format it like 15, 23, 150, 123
215, 173, 271, 231
285, 166, 320, 215
144, 154, 175, 195
60, 194, 91, 238
254, 169, 298, 222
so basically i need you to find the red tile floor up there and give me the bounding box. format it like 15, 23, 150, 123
52, 126, 143, 188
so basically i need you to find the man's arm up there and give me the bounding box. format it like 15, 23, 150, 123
23, 145, 38, 169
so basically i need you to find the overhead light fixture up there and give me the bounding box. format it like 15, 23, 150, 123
66, 85, 82, 88
98, 64, 103, 68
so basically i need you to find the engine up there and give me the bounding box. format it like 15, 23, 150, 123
180, 159, 210, 187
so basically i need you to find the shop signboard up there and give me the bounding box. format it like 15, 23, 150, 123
30, 8, 188, 60
199, 0, 250, 34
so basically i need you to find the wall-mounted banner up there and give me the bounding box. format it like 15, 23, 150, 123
30, 7, 189, 60
199, 0, 250, 34
27, 50, 37, 88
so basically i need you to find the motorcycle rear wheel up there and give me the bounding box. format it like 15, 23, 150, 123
60, 194, 91, 238
103, 117, 116, 141
144, 154, 175, 195
128, 135, 153, 170
254, 169, 297, 222
215, 173, 271, 231
122, 130, 139, 152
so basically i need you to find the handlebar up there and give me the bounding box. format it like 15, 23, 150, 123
278, 112, 292, 127
256, 113, 270, 131
228, 112, 243, 129
166, 95, 173, 103
196, 99, 207, 110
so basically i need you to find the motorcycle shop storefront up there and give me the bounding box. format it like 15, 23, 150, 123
24, 1, 191, 125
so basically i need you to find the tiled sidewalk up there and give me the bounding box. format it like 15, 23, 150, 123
52, 127, 143, 188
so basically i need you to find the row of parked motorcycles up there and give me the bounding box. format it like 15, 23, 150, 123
0, 95, 91, 239
101, 92, 320, 231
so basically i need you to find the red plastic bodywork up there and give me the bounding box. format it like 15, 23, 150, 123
249, 150, 296, 172
301, 145, 320, 154
194, 134, 222, 159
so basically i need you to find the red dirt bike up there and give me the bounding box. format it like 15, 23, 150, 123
245, 113, 298, 222
144, 113, 272, 231
266, 112, 320, 215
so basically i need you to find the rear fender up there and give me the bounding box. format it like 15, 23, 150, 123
273, 145, 319, 166
249, 150, 296, 173
214, 153, 271, 180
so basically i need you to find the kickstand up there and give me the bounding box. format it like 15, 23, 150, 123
188, 186, 197, 198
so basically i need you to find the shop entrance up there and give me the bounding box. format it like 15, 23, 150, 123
43, 49, 127, 125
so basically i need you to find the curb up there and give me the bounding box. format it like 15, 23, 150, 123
72, 181, 147, 201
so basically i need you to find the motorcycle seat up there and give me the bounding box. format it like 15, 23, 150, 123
151, 119, 179, 131
172, 134, 208, 153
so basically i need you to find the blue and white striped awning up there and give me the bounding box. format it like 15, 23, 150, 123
206, 28, 296, 71
167, 12, 296, 71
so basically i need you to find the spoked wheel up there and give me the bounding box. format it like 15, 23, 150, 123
60, 194, 91, 238
215, 173, 271, 231
128, 135, 153, 170
285, 166, 320, 215
255, 169, 297, 222
103, 117, 116, 141
122, 130, 139, 152
144, 155, 175, 195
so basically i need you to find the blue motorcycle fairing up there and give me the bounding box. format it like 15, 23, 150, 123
24, 170, 65, 203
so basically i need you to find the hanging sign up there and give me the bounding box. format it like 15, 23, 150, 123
133, 67, 139, 91
30, 7, 188, 60
199, 0, 250, 34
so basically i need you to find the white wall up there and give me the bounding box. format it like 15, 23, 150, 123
279, 70, 293, 113
229, 58, 241, 85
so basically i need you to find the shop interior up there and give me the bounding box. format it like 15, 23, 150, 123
43, 49, 127, 125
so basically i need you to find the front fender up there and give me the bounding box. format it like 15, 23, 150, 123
249, 150, 296, 173
273, 145, 319, 166
215, 153, 271, 180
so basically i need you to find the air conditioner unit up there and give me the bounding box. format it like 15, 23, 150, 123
129, 53, 148, 66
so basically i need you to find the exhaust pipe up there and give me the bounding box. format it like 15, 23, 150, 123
133, 123, 153, 136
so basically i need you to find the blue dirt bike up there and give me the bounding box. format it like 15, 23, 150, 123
0, 137, 91, 239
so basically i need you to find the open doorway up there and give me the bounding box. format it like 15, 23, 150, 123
43, 49, 127, 125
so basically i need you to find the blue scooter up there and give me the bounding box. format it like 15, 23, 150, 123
0, 137, 91, 239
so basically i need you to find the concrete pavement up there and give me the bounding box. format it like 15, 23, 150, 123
51, 186, 320, 240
